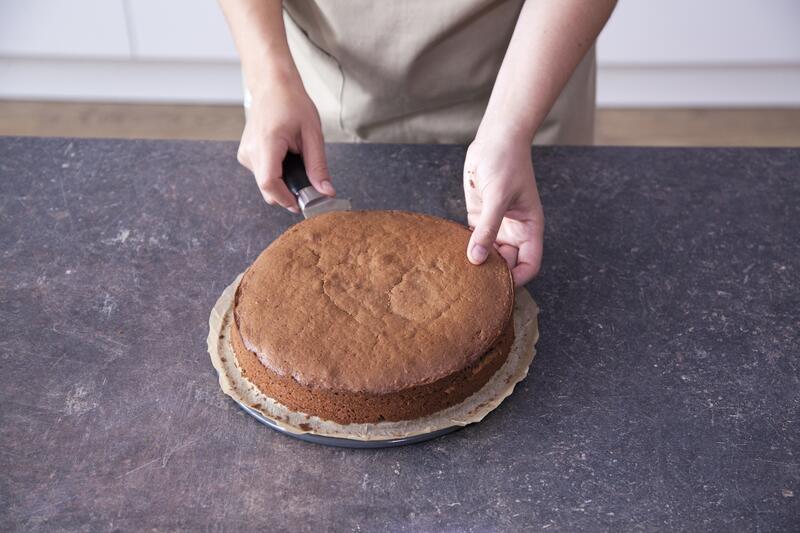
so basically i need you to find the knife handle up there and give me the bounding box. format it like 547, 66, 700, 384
282, 152, 313, 197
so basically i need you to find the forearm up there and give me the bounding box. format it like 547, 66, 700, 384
218, 0, 301, 96
479, 0, 616, 142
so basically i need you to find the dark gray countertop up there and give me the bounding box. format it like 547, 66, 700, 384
1, 137, 798, 531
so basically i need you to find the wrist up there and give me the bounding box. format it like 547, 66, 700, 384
474, 119, 535, 151
248, 62, 304, 101
475, 112, 537, 148
243, 39, 303, 95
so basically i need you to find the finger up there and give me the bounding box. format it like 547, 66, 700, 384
511, 235, 543, 287
256, 140, 299, 213
301, 128, 335, 196
467, 192, 507, 265
496, 243, 519, 270
256, 178, 299, 214
259, 176, 300, 213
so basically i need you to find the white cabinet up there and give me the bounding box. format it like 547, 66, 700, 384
0, 0, 130, 59
598, 0, 800, 65
125, 0, 237, 60
0, 0, 798, 105
595, 0, 800, 106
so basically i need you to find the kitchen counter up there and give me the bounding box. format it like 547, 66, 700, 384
1, 137, 798, 531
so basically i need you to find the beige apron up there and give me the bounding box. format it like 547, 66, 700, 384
244, 0, 595, 145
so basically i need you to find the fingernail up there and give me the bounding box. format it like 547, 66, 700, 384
470, 244, 488, 263
288, 206, 300, 214
319, 180, 335, 196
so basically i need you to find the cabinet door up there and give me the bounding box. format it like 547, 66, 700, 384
125, 0, 238, 60
0, 0, 130, 58
599, 0, 800, 65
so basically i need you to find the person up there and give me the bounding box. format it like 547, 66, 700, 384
219, 0, 617, 286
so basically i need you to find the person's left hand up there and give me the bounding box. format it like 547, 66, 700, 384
463, 133, 544, 287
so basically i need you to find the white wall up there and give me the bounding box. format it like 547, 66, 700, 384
0, 0, 798, 106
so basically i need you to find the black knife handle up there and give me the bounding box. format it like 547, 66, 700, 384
282, 152, 312, 197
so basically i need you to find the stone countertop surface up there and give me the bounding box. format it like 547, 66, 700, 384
1, 137, 798, 532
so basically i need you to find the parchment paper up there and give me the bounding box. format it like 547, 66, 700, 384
207, 273, 540, 440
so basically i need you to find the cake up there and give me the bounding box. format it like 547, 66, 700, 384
231, 210, 514, 424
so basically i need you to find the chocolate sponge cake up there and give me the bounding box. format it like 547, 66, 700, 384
231, 210, 514, 424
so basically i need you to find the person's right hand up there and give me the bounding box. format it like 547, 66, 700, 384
237, 78, 335, 213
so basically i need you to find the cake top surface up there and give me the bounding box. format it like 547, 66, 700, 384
234, 210, 513, 394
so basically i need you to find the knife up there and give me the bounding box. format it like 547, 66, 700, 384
282, 152, 352, 219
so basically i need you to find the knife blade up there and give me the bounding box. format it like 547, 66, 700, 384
282, 152, 352, 219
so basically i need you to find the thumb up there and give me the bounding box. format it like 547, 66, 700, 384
468, 193, 507, 265
301, 128, 335, 196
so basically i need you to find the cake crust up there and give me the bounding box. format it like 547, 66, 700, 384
231, 314, 514, 424
232, 210, 515, 423
234, 211, 513, 393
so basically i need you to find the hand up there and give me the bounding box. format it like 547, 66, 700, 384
236, 77, 334, 212
463, 134, 544, 287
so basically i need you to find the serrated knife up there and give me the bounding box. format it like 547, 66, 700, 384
282, 153, 352, 218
